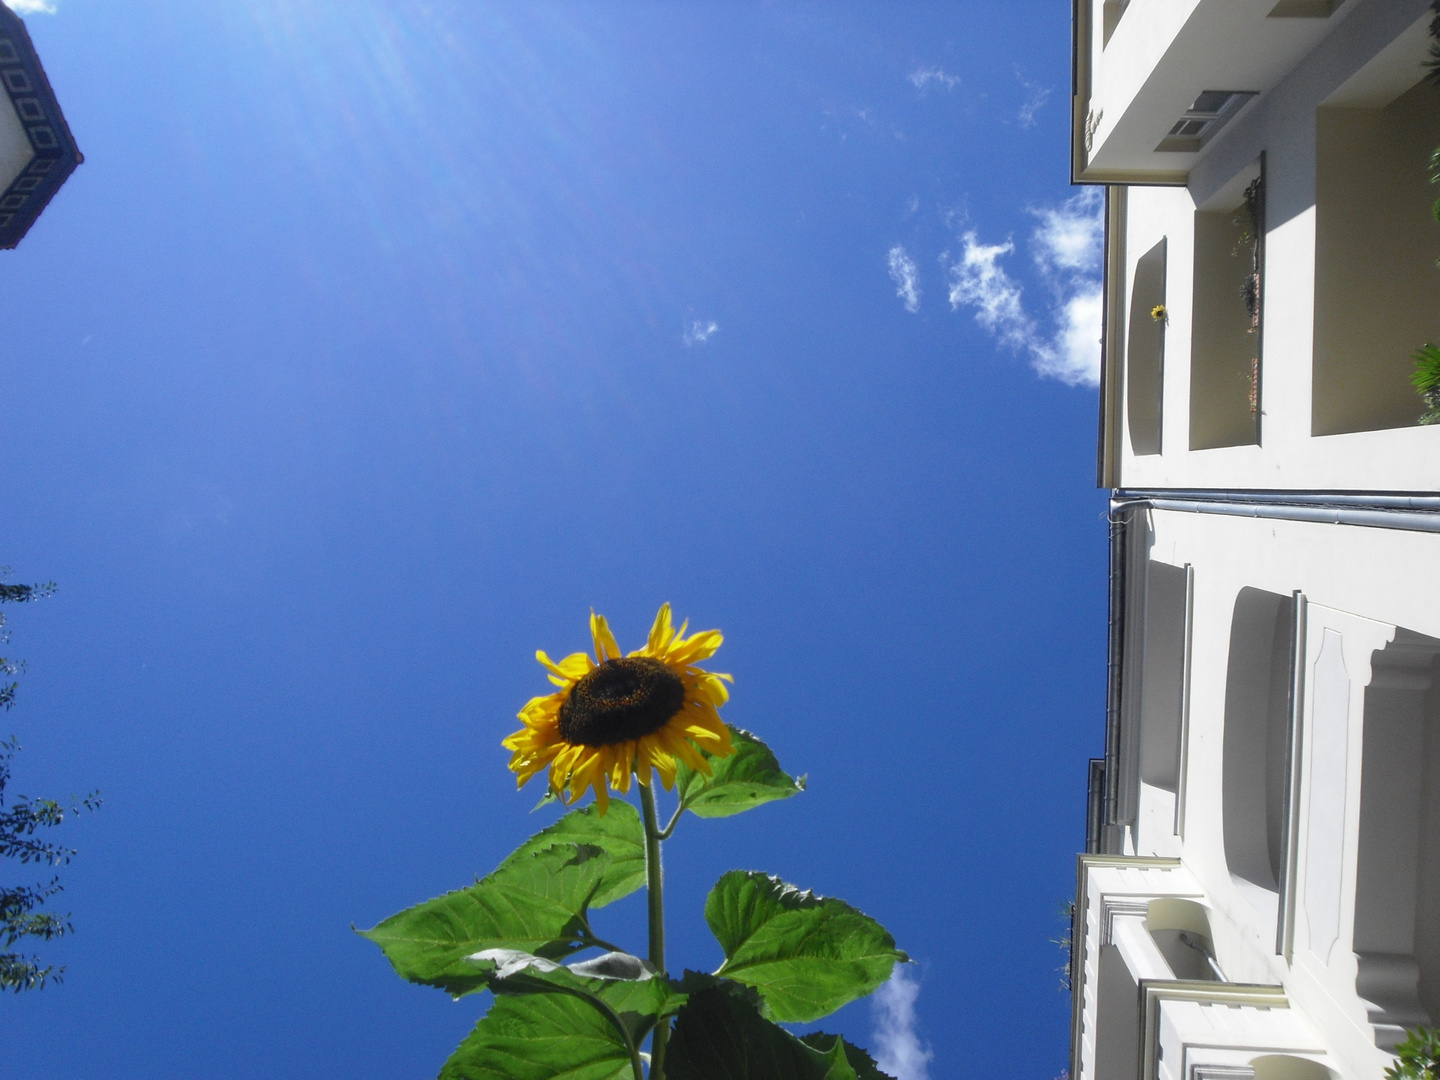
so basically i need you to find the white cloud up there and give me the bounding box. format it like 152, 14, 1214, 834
871, 967, 933, 1080
887, 245, 921, 313
683, 319, 718, 347
1037, 281, 1103, 385
5, 0, 56, 12
1031, 187, 1104, 273
944, 187, 1104, 387
946, 236, 1030, 349
909, 66, 960, 92
1016, 72, 1051, 128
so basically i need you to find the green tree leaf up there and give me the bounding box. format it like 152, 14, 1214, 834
498, 802, 647, 909
665, 975, 859, 1080
359, 841, 618, 997
706, 871, 907, 1022
439, 957, 685, 1080
675, 727, 805, 819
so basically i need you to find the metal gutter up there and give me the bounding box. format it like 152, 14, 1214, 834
1115, 489, 1440, 533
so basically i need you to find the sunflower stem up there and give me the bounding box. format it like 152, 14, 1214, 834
575, 922, 628, 957
639, 782, 669, 1079
656, 799, 685, 841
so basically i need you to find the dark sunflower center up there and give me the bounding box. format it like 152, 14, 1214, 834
558, 657, 687, 747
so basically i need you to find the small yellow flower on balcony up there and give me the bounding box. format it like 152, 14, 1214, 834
1151, 304, 1168, 323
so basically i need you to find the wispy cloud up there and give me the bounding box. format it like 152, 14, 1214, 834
945, 236, 1029, 347
5, 0, 56, 12
944, 187, 1104, 386
682, 319, 718, 347
1016, 71, 1051, 128
909, 66, 960, 92
887, 245, 921, 314
871, 967, 933, 1080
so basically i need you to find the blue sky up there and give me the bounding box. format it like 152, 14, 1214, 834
0, 2, 1106, 1077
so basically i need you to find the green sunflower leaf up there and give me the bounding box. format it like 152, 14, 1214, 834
799, 1034, 897, 1080
438, 959, 682, 1080
706, 870, 907, 1023
359, 840, 622, 998
676, 726, 805, 819
498, 801, 647, 909
664, 975, 860, 1080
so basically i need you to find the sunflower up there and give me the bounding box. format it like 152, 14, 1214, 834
502, 604, 735, 813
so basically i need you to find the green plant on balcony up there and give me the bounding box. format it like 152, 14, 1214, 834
1410, 344, 1440, 425
1232, 176, 1264, 415
1413, 3, 1440, 420
1385, 1027, 1440, 1080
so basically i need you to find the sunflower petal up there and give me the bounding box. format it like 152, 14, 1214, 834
633, 743, 653, 789
691, 672, 731, 706
650, 746, 678, 789
590, 611, 623, 663
549, 743, 587, 797
567, 748, 603, 801
643, 603, 675, 656
658, 722, 712, 775
510, 755, 552, 787
668, 629, 723, 666
518, 692, 564, 723
610, 745, 635, 794
537, 650, 593, 684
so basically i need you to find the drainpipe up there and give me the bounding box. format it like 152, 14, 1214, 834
1101, 498, 1143, 840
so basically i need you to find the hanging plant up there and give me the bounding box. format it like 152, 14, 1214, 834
1233, 176, 1265, 415
361, 605, 908, 1080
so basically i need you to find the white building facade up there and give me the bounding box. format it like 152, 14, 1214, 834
1069, 3, 1440, 1080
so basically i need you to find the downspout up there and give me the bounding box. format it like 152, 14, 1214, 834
1102, 498, 1146, 837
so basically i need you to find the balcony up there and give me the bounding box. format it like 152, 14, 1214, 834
0, 6, 80, 248
1072, 0, 1361, 183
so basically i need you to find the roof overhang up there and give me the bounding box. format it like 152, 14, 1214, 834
0, 5, 79, 249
